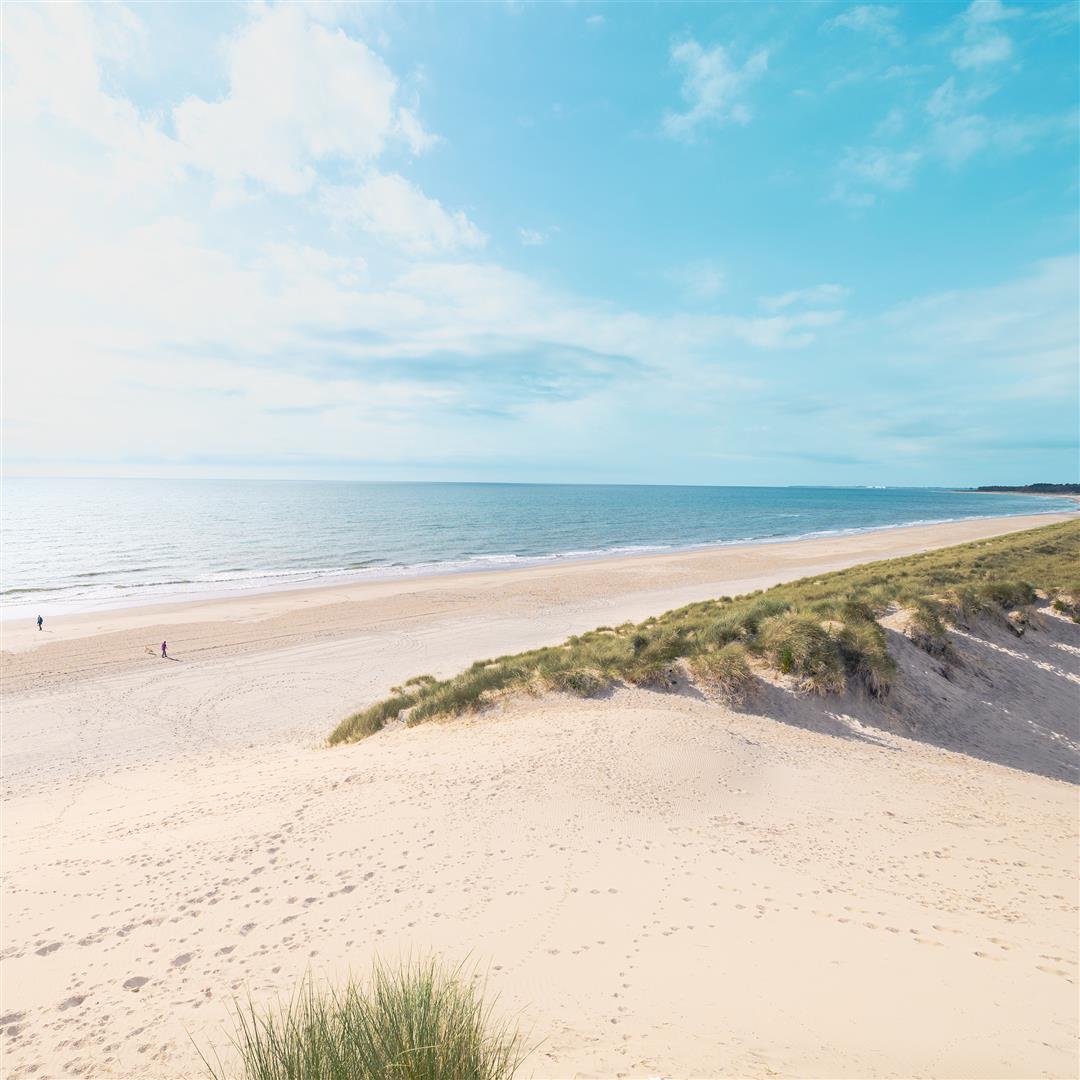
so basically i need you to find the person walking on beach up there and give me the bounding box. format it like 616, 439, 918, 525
36, 615, 43, 631
161, 640, 168, 659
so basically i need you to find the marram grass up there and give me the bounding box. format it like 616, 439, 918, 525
200, 958, 528, 1080
688, 642, 755, 700
330, 519, 1080, 745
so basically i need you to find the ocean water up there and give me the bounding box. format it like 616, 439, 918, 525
1, 479, 1073, 618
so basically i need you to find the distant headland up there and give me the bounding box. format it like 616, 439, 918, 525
971, 483, 1080, 495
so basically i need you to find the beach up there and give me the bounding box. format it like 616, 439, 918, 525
2, 511, 1078, 1078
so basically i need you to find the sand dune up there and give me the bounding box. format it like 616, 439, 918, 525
1, 513, 1077, 1078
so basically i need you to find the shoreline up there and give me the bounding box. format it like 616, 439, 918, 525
2, 505, 1076, 627
2, 512, 1073, 679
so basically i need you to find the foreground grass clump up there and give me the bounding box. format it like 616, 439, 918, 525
202, 959, 527, 1080
330, 519, 1080, 745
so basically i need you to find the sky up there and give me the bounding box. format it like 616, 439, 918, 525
3, 0, 1078, 487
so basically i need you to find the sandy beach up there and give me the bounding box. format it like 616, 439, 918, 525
2, 512, 1078, 1079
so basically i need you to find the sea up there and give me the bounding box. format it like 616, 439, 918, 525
1, 479, 1073, 618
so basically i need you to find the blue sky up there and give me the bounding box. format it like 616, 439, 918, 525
4, 0, 1078, 485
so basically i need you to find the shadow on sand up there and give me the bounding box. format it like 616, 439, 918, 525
665, 605, 1079, 784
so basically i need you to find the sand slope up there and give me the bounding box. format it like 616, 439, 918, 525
1, 515, 1078, 1078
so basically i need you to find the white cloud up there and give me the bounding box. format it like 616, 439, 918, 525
922, 76, 1072, 168
2, 3, 184, 192
4, 1, 453, 221
173, 5, 433, 196
519, 226, 560, 246
953, 31, 1013, 68
873, 107, 906, 138
831, 146, 921, 205
929, 114, 991, 166
832, 27, 1063, 195
825, 6, 901, 44
1032, 3, 1080, 30
397, 107, 441, 155
321, 174, 487, 255
925, 77, 984, 119
852, 147, 921, 187
1, 0, 869, 482
663, 38, 768, 140
761, 284, 850, 311
951, 0, 1019, 69
883, 255, 1077, 396
923, 76, 991, 164
965, 0, 1022, 24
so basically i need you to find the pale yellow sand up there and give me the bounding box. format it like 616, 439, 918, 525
2, 513, 1077, 1078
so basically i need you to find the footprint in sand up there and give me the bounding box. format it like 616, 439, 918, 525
1036, 964, 1074, 980
123, 976, 149, 991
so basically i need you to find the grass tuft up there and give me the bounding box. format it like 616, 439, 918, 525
759, 612, 846, 694
704, 610, 749, 647
547, 667, 609, 697
905, 599, 950, 656
836, 618, 896, 698
689, 642, 755, 700
200, 958, 528, 1080
330, 693, 417, 744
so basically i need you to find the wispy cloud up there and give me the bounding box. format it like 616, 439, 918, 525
829, 0, 1073, 206
923, 75, 1075, 168
760, 284, 850, 311
950, 0, 1021, 70
321, 174, 487, 255
1032, 3, 1080, 31
873, 107, 906, 138
519, 225, 560, 247
663, 38, 768, 141
825, 5, 902, 45
881, 64, 934, 81
831, 146, 921, 206
953, 31, 1013, 70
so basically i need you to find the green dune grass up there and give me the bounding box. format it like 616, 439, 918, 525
199, 958, 528, 1080
330, 519, 1080, 746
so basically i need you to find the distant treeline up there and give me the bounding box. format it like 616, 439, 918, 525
976, 484, 1080, 495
